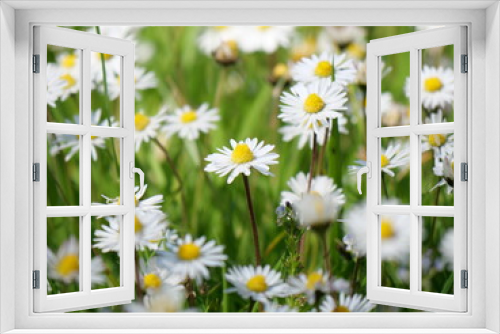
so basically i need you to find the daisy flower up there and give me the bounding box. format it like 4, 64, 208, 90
263, 301, 298, 312
380, 142, 410, 177
288, 269, 332, 304
332, 277, 351, 293
237, 26, 294, 54
405, 65, 454, 110
125, 285, 186, 313
293, 193, 339, 229
439, 229, 454, 268
46, 64, 67, 107
163, 103, 219, 140
158, 234, 227, 283
47, 236, 106, 285
93, 211, 168, 252
198, 26, 239, 55
421, 110, 454, 156
225, 265, 289, 303
319, 294, 374, 312
279, 79, 347, 134
279, 114, 348, 149
291, 52, 356, 85
140, 257, 184, 294
49, 109, 117, 161
280, 172, 345, 208
380, 92, 410, 127
431, 146, 454, 194
350, 142, 410, 177
322, 26, 366, 50
104, 64, 158, 100
204, 138, 279, 184
134, 108, 167, 151
99, 184, 164, 214
55, 51, 80, 100
341, 201, 411, 261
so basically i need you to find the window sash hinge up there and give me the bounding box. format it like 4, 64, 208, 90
33, 54, 40, 73
461, 162, 468, 181
461, 54, 468, 73
33, 270, 40, 289
461, 270, 468, 289
33, 163, 40, 182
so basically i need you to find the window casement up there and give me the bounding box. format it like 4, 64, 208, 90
4, 4, 494, 333
32, 26, 138, 312
361, 26, 468, 312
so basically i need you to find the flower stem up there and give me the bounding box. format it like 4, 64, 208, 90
134, 250, 144, 302
350, 257, 359, 296
307, 133, 319, 192
381, 172, 389, 198
317, 127, 330, 175
242, 175, 262, 266
186, 279, 196, 307
152, 137, 188, 226
320, 229, 332, 276
214, 68, 226, 108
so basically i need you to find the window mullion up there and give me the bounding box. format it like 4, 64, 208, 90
409, 47, 420, 294
81, 47, 92, 294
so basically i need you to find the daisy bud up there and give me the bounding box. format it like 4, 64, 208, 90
294, 193, 338, 230
212, 40, 239, 66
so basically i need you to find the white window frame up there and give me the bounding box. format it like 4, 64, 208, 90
1, 1, 499, 333
365, 26, 467, 312
33, 26, 136, 313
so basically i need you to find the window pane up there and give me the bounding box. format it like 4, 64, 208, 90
91, 52, 121, 127
380, 214, 410, 290
420, 45, 454, 124
47, 45, 80, 124
420, 133, 454, 206
91, 137, 121, 204
421, 216, 454, 295
380, 52, 410, 127
47, 134, 80, 206
91, 216, 121, 290
47, 217, 81, 295
380, 137, 410, 205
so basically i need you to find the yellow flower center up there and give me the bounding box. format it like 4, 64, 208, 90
143, 273, 162, 289
258, 26, 271, 31
134, 216, 143, 233
381, 154, 390, 168
428, 134, 446, 147
381, 218, 395, 240
178, 243, 201, 261
96, 53, 113, 61
334, 305, 351, 312
347, 43, 366, 59
424, 77, 443, 92
246, 275, 268, 292
180, 111, 198, 124
231, 144, 254, 164
135, 114, 150, 131
61, 54, 77, 69
314, 61, 333, 78
60, 73, 77, 89
214, 26, 227, 31
306, 272, 324, 290
56, 254, 79, 277
304, 93, 325, 113
272, 63, 289, 78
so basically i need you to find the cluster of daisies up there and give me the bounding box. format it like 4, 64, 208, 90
46, 26, 157, 110
46, 25, 457, 312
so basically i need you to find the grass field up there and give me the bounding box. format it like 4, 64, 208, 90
45, 26, 455, 313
